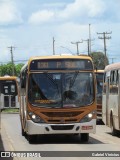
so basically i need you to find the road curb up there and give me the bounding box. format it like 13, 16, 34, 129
1, 112, 19, 114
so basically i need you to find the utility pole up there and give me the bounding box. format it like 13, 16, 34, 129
83, 39, 90, 55
89, 24, 91, 54
8, 46, 15, 76
97, 31, 112, 66
71, 41, 83, 55
53, 37, 55, 55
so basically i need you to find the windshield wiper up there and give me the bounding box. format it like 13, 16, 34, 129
44, 72, 61, 96
69, 71, 79, 89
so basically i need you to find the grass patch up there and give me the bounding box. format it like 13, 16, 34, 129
1, 108, 19, 113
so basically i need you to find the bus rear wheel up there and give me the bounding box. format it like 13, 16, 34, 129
80, 133, 89, 142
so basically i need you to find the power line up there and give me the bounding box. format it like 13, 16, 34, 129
60, 46, 74, 54
109, 57, 116, 64
0, 60, 27, 64
14, 60, 28, 62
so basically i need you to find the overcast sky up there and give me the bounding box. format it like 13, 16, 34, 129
0, 0, 120, 64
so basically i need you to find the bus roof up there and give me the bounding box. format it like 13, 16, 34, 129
0, 76, 17, 81
105, 62, 120, 72
28, 55, 92, 61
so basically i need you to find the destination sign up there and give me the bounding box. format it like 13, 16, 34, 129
30, 59, 93, 71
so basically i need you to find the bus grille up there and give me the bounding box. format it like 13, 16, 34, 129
48, 119, 77, 123
41, 111, 84, 123
51, 125, 74, 130
41, 111, 83, 117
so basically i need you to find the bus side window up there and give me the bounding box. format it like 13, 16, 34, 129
114, 70, 118, 93
116, 70, 119, 85
110, 70, 118, 94
110, 71, 113, 93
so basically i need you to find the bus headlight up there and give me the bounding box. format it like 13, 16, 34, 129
80, 112, 95, 123
28, 112, 45, 123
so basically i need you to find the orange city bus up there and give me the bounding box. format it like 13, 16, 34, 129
94, 70, 104, 122
20, 55, 96, 143
0, 76, 19, 109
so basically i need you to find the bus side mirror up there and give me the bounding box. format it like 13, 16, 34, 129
20, 68, 27, 89
21, 77, 26, 88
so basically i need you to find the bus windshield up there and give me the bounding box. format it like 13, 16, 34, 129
28, 72, 94, 108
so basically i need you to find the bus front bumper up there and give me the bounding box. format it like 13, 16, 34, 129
26, 119, 96, 135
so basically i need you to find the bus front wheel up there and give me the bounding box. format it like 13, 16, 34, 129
28, 135, 36, 144
80, 133, 89, 142
21, 127, 26, 136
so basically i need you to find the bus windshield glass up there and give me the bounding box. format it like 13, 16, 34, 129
28, 72, 94, 108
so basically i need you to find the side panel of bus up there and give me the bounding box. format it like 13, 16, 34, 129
118, 70, 120, 130
102, 72, 109, 125
103, 70, 120, 130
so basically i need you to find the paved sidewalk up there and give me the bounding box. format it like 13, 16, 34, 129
0, 121, 13, 160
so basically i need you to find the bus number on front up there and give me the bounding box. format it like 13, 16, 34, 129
38, 62, 48, 68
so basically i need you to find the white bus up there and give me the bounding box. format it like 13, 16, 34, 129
102, 62, 120, 135
0, 76, 19, 109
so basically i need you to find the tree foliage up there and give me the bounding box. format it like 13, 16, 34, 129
90, 52, 109, 69
0, 63, 24, 76
15, 64, 24, 76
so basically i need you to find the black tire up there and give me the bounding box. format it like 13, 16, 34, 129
28, 135, 35, 144
111, 115, 118, 136
81, 133, 89, 142
21, 127, 26, 136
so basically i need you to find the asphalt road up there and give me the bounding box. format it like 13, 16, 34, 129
0, 113, 120, 160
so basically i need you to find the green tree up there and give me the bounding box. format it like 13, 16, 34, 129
0, 63, 13, 76
0, 63, 24, 76
15, 63, 24, 76
90, 52, 109, 69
